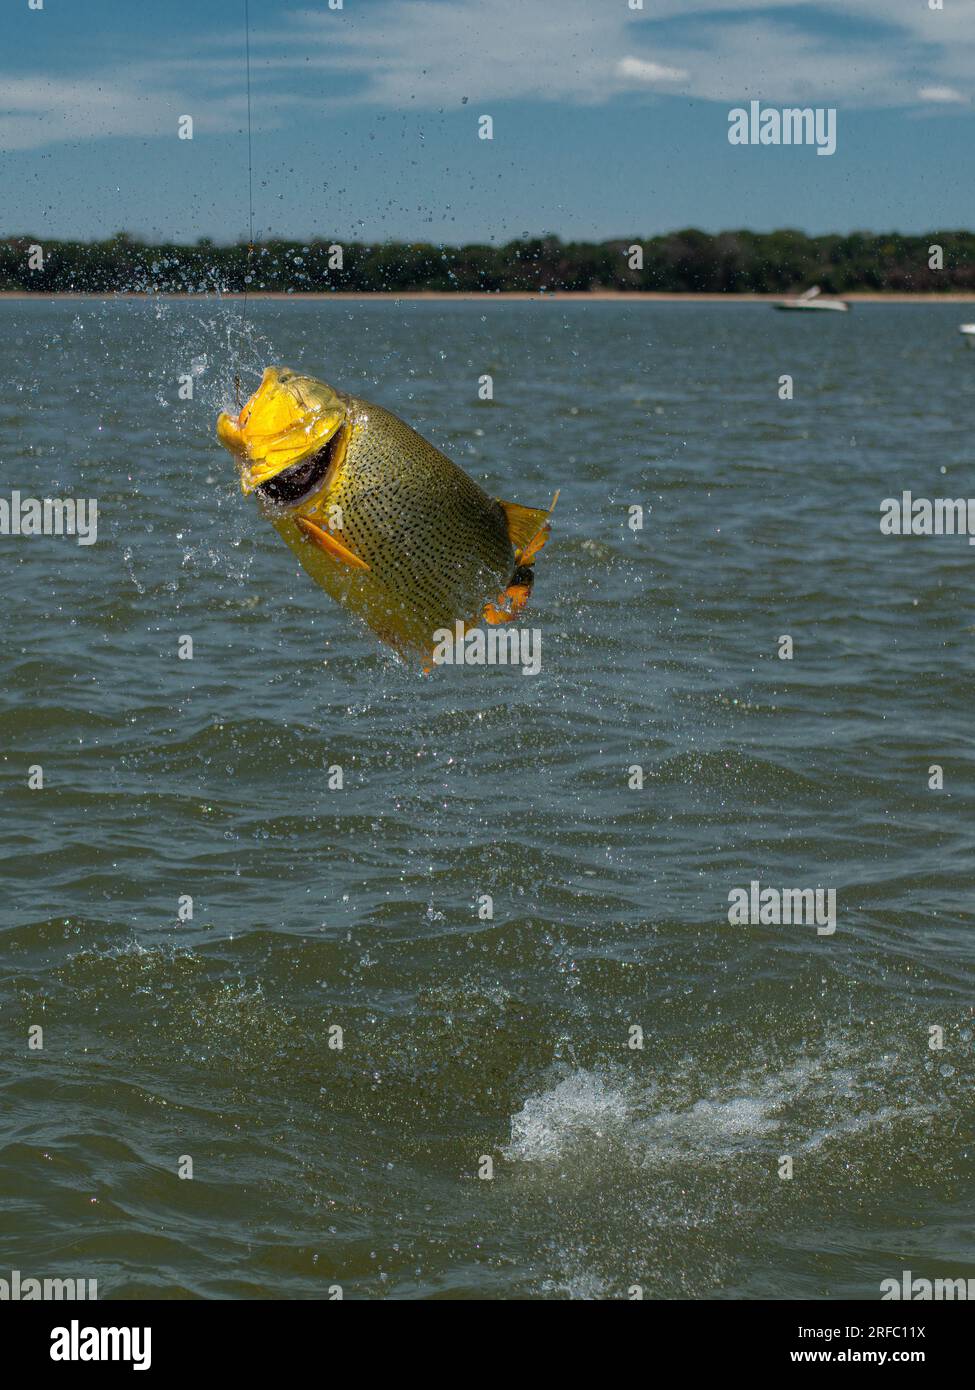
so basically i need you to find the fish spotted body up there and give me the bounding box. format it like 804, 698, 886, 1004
216, 368, 556, 660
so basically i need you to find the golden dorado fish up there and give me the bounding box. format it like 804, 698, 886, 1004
216, 368, 557, 660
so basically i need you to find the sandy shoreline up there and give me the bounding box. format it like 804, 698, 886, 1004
1, 290, 975, 303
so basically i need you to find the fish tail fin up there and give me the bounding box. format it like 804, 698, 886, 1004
485, 490, 558, 625
498, 489, 560, 565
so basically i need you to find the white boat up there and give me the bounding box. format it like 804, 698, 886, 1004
773, 285, 849, 313
959, 324, 975, 346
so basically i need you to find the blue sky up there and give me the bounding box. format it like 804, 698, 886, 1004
2, 0, 973, 243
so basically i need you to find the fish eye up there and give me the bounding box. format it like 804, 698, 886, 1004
255, 431, 340, 506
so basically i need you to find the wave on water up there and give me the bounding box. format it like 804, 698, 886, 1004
502, 1026, 968, 1298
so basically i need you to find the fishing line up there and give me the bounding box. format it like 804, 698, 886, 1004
234, 0, 255, 409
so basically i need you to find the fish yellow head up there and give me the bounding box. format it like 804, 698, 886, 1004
216, 367, 348, 496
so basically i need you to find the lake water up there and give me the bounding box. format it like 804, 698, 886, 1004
1, 298, 972, 1299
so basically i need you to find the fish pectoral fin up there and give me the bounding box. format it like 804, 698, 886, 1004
295, 517, 371, 572
498, 490, 560, 565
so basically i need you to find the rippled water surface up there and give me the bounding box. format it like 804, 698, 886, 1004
1, 298, 973, 1299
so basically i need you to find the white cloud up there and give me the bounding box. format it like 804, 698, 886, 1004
260, 0, 975, 111
0, 74, 248, 152
2, 0, 975, 152
278, 0, 626, 107
617, 57, 688, 86
917, 85, 969, 105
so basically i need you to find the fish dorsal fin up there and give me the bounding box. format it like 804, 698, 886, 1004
498, 490, 560, 564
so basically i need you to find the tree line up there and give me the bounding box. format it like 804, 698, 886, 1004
2, 230, 972, 294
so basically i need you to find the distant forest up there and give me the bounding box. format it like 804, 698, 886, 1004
1, 230, 973, 294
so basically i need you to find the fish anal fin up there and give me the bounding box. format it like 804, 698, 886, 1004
484, 566, 533, 625
296, 517, 371, 572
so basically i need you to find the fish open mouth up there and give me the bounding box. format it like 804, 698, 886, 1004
255, 426, 347, 507
215, 366, 348, 495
